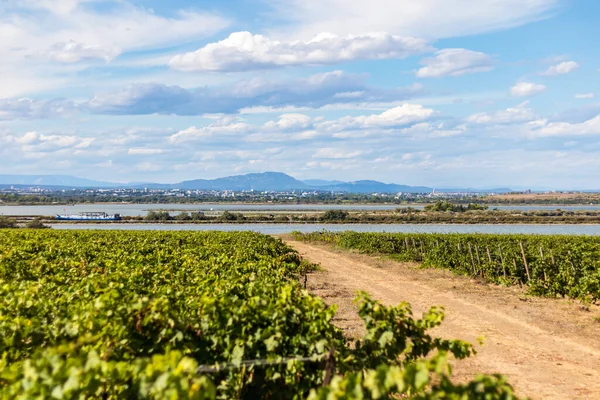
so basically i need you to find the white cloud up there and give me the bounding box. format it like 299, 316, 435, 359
399, 122, 466, 138
239, 106, 312, 115
313, 148, 366, 159
135, 162, 162, 172
466, 102, 535, 124
42, 41, 121, 63
320, 104, 435, 131
263, 114, 313, 131
2, 131, 95, 152
0, 1, 230, 96
575, 93, 594, 99
169, 31, 431, 72
269, 0, 558, 39
531, 116, 600, 137
84, 72, 424, 116
333, 91, 365, 99
540, 61, 579, 76
128, 148, 165, 155
0, 98, 77, 120
2, 2, 229, 56
169, 121, 251, 143
416, 48, 494, 78
510, 82, 546, 97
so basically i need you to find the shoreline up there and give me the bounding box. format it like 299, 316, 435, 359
42, 220, 600, 226
1, 201, 599, 207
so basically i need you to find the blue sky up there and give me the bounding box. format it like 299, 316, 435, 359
1, 0, 599, 189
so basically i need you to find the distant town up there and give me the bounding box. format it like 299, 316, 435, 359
0, 185, 498, 204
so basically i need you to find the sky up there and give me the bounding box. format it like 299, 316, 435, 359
1, 0, 599, 189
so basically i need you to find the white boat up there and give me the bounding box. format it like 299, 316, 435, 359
56, 212, 121, 221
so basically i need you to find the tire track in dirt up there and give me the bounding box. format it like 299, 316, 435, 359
287, 240, 600, 400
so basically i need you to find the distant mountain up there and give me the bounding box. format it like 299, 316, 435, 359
0, 174, 118, 188
323, 180, 433, 194
176, 172, 310, 191
435, 187, 513, 194
303, 179, 345, 187
0, 172, 513, 193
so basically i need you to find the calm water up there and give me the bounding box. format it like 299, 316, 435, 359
3, 203, 600, 216
49, 223, 600, 235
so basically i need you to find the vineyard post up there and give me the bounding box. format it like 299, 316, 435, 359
519, 241, 531, 282
498, 245, 506, 279
567, 251, 576, 273
475, 245, 482, 277
304, 274, 307, 289
323, 348, 336, 386
539, 247, 548, 282
404, 237, 409, 252
420, 240, 425, 261
486, 246, 493, 277
468, 243, 477, 275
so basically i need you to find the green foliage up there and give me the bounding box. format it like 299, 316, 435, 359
175, 212, 192, 221
467, 203, 489, 211
395, 206, 421, 214
144, 211, 172, 221
0, 216, 17, 228
293, 231, 600, 302
24, 218, 50, 229
310, 359, 518, 400
219, 211, 245, 221
424, 201, 488, 213
0, 230, 520, 398
321, 210, 350, 221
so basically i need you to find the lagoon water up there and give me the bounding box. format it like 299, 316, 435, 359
3, 203, 600, 217
49, 223, 600, 236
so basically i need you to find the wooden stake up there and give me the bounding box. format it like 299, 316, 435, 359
540, 247, 547, 282
323, 348, 336, 386
519, 241, 531, 282
468, 243, 476, 275
498, 245, 506, 279
475, 245, 483, 277
567, 251, 576, 273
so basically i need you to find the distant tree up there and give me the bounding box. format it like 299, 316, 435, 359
424, 201, 461, 212
219, 211, 245, 221
25, 218, 50, 229
190, 212, 207, 221
145, 211, 172, 221
0, 216, 17, 228
395, 207, 420, 214
174, 212, 192, 221
466, 203, 489, 211
321, 210, 350, 221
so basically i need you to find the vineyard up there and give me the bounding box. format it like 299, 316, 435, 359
292, 231, 600, 301
0, 230, 520, 399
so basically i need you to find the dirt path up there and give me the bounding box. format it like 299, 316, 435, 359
286, 239, 600, 400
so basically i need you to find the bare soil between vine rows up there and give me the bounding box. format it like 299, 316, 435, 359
283, 238, 600, 400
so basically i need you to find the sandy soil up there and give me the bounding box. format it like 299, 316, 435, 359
285, 239, 600, 400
